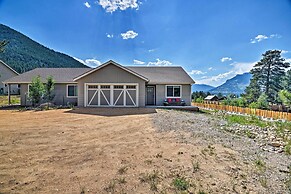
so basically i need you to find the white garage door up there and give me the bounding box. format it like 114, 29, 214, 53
85, 83, 138, 107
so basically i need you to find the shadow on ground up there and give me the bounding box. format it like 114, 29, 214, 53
0, 105, 21, 110
65, 107, 157, 117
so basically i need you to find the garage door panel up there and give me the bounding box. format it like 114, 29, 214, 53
100, 90, 110, 105
126, 90, 137, 106
88, 90, 99, 106
86, 83, 137, 107
114, 90, 124, 106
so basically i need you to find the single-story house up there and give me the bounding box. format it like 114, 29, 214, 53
0, 60, 19, 95
204, 95, 219, 101
4, 60, 195, 107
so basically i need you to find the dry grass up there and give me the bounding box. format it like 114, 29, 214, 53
0, 95, 20, 106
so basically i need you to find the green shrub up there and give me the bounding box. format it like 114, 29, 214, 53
172, 177, 189, 191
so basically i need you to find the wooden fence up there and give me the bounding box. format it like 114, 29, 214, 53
192, 102, 291, 121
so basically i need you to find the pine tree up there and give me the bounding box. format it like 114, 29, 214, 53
245, 50, 290, 103
243, 76, 261, 104
0, 40, 8, 53
28, 76, 45, 107
44, 76, 55, 102
283, 69, 291, 92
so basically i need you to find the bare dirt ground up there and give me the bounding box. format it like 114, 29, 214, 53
0, 108, 290, 194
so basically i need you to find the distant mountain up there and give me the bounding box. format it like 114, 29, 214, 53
192, 84, 215, 92
0, 24, 86, 73
209, 73, 252, 95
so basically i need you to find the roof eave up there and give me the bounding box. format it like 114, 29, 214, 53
73, 60, 149, 82
0, 60, 19, 75
3, 81, 78, 84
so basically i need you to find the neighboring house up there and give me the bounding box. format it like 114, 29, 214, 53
0, 60, 19, 95
204, 95, 219, 101
4, 60, 195, 107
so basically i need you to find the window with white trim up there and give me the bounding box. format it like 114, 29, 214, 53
166, 85, 181, 97
67, 85, 78, 97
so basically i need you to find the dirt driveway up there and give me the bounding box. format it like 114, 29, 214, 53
0, 108, 284, 193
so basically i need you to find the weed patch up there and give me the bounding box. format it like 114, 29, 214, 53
285, 141, 291, 155
104, 180, 116, 193
117, 177, 127, 184
139, 170, 160, 191
259, 176, 268, 188
118, 166, 128, 175
255, 159, 266, 172
172, 177, 189, 191
225, 115, 269, 128
192, 161, 200, 173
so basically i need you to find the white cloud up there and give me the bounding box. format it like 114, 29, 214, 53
208, 67, 215, 71
286, 58, 291, 63
195, 71, 234, 86
270, 34, 281, 38
147, 59, 172, 66
121, 30, 138, 39
98, 0, 139, 13
73, 57, 102, 68
195, 61, 256, 86
106, 34, 114, 38
230, 61, 256, 74
133, 59, 145, 65
250, 34, 281, 44
148, 49, 156, 52
220, 57, 232, 62
187, 70, 206, 75
84, 2, 91, 8
281, 50, 289, 54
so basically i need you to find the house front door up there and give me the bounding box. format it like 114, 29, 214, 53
146, 86, 155, 105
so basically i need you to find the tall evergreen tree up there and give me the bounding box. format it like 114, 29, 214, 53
44, 76, 55, 102
245, 50, 290, 103
0, 40, 8, 53
243, 72, 262, 103
283, 69, 291, 92
29, 76, 45, 107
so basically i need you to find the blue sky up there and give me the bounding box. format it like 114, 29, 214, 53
0, 0, 291, 86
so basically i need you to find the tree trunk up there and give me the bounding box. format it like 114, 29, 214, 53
265, 59, 271, 96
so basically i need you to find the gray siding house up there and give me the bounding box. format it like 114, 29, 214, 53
4, 60, 195, 107
0, 60, 19, 95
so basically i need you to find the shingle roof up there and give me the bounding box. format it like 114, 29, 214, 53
0, 60, 19, 75
205, 95, 217, 100
4, 62, 195, 84
4, 68, 91, 83
127, 66, 195, 84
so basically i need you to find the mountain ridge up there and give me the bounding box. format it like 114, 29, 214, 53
0, 24, 87, 73
209, 73, 252, 95
192, 84, 215, 92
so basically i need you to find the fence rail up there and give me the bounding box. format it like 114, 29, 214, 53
192, 102, 291, 121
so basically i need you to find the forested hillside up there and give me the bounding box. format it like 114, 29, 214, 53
0, 24, 86, 73
210, 73, 252, 95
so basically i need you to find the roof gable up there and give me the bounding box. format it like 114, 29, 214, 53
74, 60, 149, 82
0, 60, 19, 75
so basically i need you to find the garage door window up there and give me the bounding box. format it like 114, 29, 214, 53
101, 85, 110, 89
166, 85, 181, 98
67, 85, 78, 97
126, 85, 136, 89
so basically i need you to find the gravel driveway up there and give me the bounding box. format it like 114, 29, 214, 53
151, 109, 291, 193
